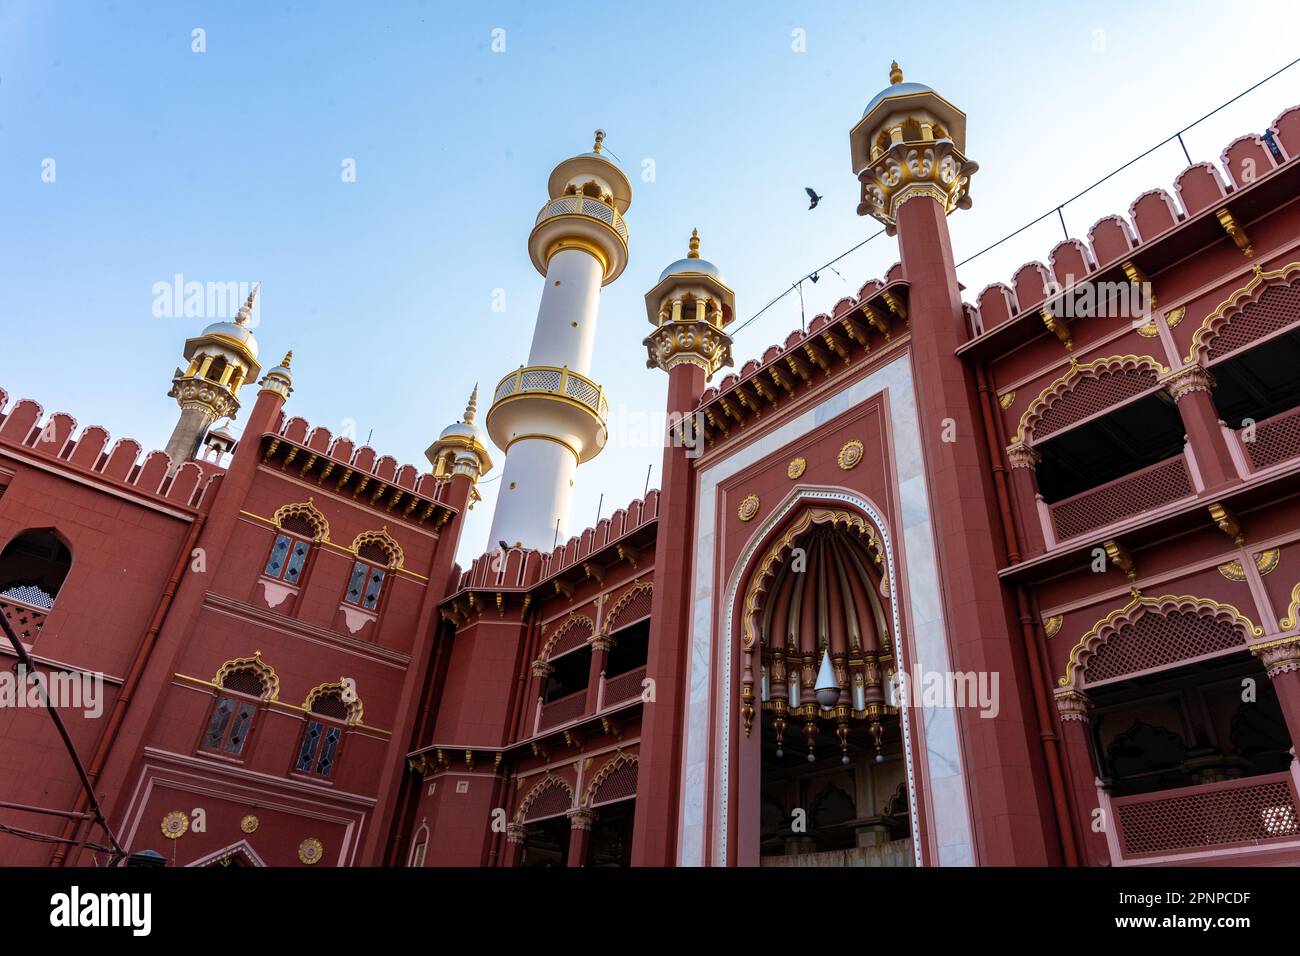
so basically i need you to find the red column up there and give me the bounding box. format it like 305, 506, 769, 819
1165, 365, 1238, 491
501, 823, 526, 867
1055, 690, 1110, 866
1006, 442, 1046, 556
894, 192, 1054, 865
567, 808, 595, 866
586, 634, 611, 714
631, 362, 705, 866
1253, 639, 1300, 747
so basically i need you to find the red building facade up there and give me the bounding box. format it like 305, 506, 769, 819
4, 69, 1300, 867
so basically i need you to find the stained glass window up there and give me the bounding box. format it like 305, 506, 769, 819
344, 561, 386, 610
263, 532, 311, 584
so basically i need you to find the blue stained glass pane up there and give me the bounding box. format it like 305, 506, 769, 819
316, 725, 342, 776
296, 721, 323, 771
362, 569, 385, 609
225, 701, 255, 755
285, 542, 310, 582
264, 535, 292, 577
344, 563, 368, 605
204, 697, 234, 749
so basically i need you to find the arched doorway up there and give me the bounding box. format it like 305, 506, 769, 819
734, 503, 915, 866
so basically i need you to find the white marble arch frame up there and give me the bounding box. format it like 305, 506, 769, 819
722, 488, 921, 865
678, 352, 976, 867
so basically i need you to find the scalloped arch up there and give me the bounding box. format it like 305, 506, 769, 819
213, 651, 279, 701
1058, 592, 1263, 688
584, 751, 638, 806
603, 580, 653, 634
272, 499, 330, 542
514, 774, 575, 823
350, 528, 403, 570
1017, 354, 1170, 444
537, 612, 595, 663
1185, 261, 1300, 365
302, 679, 364, 725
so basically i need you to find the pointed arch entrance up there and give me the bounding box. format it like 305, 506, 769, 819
725, 489, 921, 866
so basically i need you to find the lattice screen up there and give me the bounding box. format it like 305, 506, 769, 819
608, 586, 653, 632
1116, 777, 1299, 856
549, 619, 594, 659
1033, 368, 1159, 440
1246, 407, 1300, 470
521, 781, 573, 822
591, 759, 639, 806
1084, 609, 1244, 684
221, 667, 267, 698
1051, 456, 1192, 540
1207, 278, 1300, 360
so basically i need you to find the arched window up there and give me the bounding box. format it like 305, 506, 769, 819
343, 532, 401, 611
0, 529, 73, 611
262, 502, 328, 587
202, 660, 275, 757
295, 682, 361, 778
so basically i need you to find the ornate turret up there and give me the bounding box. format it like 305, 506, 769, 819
486, 133, 633, 551
426, 385, 493, 485
849, 62, 978, 234
643, 229, 735, 376
165, 285, 264, 464
259, 349, 294, 401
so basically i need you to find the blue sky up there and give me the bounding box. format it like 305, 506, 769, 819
3, 0, 1299, 565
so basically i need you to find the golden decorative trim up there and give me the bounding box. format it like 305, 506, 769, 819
161, 810, 189, 840
737, 495, 761, 521
1043, 615, 1063, 638
1059, 592, 1263, 687
837, 439, 865, 470
350, 528, 404, 570
298, 838, 323, 865
1215, 207, 1254, 258
1016, 354, 1170, 443
1218, 559, 1247, 581
545, 236, 610, 277
1167, 305, 1186, 330
240, 815, 259, 834
998, 391, 1015, 410
1219, 550, 1279, 581
1280, 581, 1300, 631
1185, 261, 1300, 364
303, 679, 364, 726
584, 751, 638, 805
271, 499, 330, 542
787, 456, 807, 479
173, 674, 390, 735
537, 612, 595, 663
213, 651, 280, 701
603, 580, 653, 634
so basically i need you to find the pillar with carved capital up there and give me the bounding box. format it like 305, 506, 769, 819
502, 822, 527, 867
1251, 637, 1300, 749
1054, 690, 1110, 866
633, 230, 736, 865
587, 632, 612, 713
1006, 441, 1046, 556
566, 807, 596, 866
1162, 364, 1239, 490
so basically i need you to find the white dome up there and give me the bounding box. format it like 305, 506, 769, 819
438, 420, 484, 443
863, 80, 934, 116
201, 320, 259, 359
658, 257, 726, 285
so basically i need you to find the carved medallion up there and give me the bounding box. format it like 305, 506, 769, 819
298, 838, 324, 865
161, 811, 189, 840
240, 815, 259, 834
837, 440, 864, 470
737, 495, 760, 522
787, 457, 807, 479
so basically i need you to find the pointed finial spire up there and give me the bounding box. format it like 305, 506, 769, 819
235, 283, 260, 326
463, 384, 479, 425
593, 129, 605, 153
889, 60, 903, 85
280, 349, 293, 370
687, 228, 700, 259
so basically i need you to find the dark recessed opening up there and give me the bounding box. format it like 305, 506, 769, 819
1035, 392, 1185, 503
1209, 328, 1300, 429
606, 619, 649, 677
545, 647, 591, 701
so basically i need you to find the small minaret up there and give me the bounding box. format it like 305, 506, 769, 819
643, 229, 735, 379
164, 285, 263, 464
426, 385, 494, 488
485, 131, 633, 550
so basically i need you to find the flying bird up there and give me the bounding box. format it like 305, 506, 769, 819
805, 187, 823, 209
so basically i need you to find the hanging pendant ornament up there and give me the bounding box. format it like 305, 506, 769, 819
815, 649, 840, 710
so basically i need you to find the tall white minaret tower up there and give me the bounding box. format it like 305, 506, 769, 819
486, 131, 633, 550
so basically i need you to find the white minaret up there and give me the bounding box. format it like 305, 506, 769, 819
486, 131, 633, 550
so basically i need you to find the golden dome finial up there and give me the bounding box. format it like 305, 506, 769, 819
687, 228, 700, 259
280, 349, 293, 369
235, 283, 260, 326
889, 60, 903, 85
464, 384, 479, 425
593, 129, 605, 153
